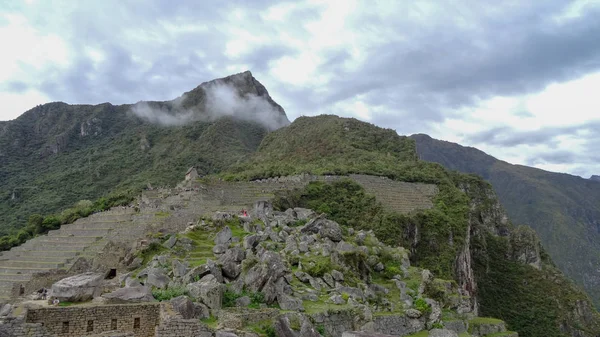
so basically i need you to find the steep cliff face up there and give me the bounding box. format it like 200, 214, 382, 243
411, 133, 600, 308
456, 176, 600, 337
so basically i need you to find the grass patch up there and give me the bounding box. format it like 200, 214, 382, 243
469, 317, 504, 325
222, 288, 265, 308
152, 286, 188, 301
247, 319, 276, 337
138, 241, 167, 265
201, 316, 218, 329
58, 301, 75, 307
303, 255, 334, 278
405, 330, 428, 337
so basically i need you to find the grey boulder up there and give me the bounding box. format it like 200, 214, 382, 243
49, 272, 105, 302
102, 286, 155, 304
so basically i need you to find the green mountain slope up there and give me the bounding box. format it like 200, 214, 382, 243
228, 115, 600, 337
0, 71, 286, 236
411, 133, 600, 309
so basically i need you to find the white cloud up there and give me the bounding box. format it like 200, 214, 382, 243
0, 89, 50, 121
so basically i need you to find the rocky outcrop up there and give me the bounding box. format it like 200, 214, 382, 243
101, 286, 155, 303
49, 272, 105, 302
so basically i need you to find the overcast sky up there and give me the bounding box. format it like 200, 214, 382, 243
1, 0, 600, 177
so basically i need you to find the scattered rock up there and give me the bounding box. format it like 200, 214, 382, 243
125, 277, 142, 288
194, 302, 210, 319
331, 270, 344, 282
183, 264, 211, 284
406, 309, 422, 318
426, 298, 442, 326
278, 294, 304, 311
235, 296, 251, 307
374, 262, 385, 272
244, 235, 260, 249
300, 318, 322, 337
294, 208, 316, 220
221, 261, 242, 279
216, 331, 240, 337
301, 217, 343, 242
429, 329, 459, 337
0, 304, 11, 317
337, 241, 356, 254
207, 259, 224, 283
213, 244, 228, 254
127, 257, 143, 270
102, 286, 155, 303
172, 260, 188, 278
274, 316, 296, 337
186, 274, 223, 309
171, 295, 196, 319
215, 226, 233, 245
146, 269, 170, 289
329, 294, 345, 304
163, 235, 178, 249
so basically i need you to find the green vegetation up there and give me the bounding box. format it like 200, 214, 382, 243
414, 298, 431, 314
248, 320, 276, 337
412, 133, 600, 308
0, 99, 270, 240
138, 241, 167, 265
226, 115, 417, 180
474, 233, 600, 337
200, 316, 218, 329
152, 286, 188, 301
303, 256, 334, 278
0, 192, 132, 251
405, 330, 429, 337
273, 178, 468, 279
222, 288, 266, 309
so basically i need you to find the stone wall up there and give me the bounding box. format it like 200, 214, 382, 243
141, 174, 438, 219
218, 308, 280, 329
0, 316, 47, 337
372, 315, 425, 336
25, 303, 160, 337
154, 318, 212, 337
310, 308, 356, 337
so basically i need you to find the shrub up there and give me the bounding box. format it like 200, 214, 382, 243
304, 258, 333, 278
152, 286, 187, 301
414, 298, 431, 314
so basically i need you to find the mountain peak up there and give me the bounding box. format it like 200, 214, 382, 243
140, 71, 290, 130
590, 175, 600, 181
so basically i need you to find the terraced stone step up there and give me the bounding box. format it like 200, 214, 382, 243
0, 255, 75, 263
61, 222, 131, 230
0, 274, 31, 282
36, 236, 102, 244
48, 228, 113, 237
18, 243, 89, 251
3, 250, 80, 258
0, 266, 53, 274
0, 260, 65, 269
0, 279, 26, 288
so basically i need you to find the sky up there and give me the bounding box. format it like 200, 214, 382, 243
1, 0, 600, 178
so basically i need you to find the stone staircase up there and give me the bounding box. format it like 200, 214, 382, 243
0, 209, 137, 301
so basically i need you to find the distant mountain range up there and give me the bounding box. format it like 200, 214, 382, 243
411, 133, 600, 308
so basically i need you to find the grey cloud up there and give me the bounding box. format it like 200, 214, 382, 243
526, 150, 577, 166
466, 121, 600, 148
317, 1, 600, 125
